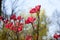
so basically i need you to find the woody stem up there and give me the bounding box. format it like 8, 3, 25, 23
37, 12, 40, 40
31, 23, 35, 40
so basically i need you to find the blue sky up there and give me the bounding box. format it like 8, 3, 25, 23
2, 0, 60, 17
16, 0, 60, 17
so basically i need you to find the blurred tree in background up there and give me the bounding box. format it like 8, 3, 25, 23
0, 0, 1, 16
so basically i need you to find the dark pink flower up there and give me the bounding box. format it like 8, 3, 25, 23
0, 16, 3, 20
30, 5, 41, 14
26, 35, 32, 40
16, 22, 19, 26
28, 17, 36, 23
25, 19, 30, 24
25, 17, 36, 24
3, 19, 9, 24
17, 16, 22, 20
30, 8, 37, 13
5, 24, 9, 29
10, 14, 16, 20
35, 5, 41, 11
5, 22, 13, 29
54, 34, 59, 39
17, 25, 23, 32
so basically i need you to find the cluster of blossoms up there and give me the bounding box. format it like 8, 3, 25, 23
0, 15, 36, 40
0, 14, 23, 32
0, 5, 41, 40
